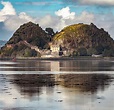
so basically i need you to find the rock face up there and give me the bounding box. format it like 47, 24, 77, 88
0, 22, 114, 57
0, 22, 50, 57
7, 22, 50, 48
53, 23, 114, 56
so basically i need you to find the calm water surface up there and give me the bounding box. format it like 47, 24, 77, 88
0, 58, 114, 110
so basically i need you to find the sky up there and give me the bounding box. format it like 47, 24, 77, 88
0, 0, 114, 40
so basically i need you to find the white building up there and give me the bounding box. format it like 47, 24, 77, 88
49, 43, 60, 55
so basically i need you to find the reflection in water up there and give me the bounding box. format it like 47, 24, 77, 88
51, 61, 60, 71
11, 74, 55, 97
59, 60, 114, 71
58, 74, 113, 93
0, 74, 114, 110
0, 58, 114, 110
7, 74, 113, 96
0, 59, 114, 71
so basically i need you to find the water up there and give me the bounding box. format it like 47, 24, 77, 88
0, 58, 114, 110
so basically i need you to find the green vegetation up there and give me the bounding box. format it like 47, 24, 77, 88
24, 48, 37, 57
0, 22, 114, 57
87, 48, 98, 56
103, 49, 114, 57
0, 22, 50, 57
77, 48, 87, 56
53, 23, 114, 57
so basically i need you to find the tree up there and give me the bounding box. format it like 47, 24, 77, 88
103, 49, 114, 57
45, 28, 55, 36
95, 45, 104, 54
24, 48, 37, 57
45, 28, 55, 41
77, 48, 87, 56
72, 50, 78, 56
87, 48, 98, 56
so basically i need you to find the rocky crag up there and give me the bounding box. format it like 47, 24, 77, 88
0, 22, 114, 57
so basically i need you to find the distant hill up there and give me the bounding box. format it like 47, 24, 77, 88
0, 22, 114, 57
0, 40, 7, 47
52, 23, 114, 56
0, 22, 51, 57
7, 22, 50, 48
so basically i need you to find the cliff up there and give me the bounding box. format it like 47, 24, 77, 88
0, 22, 114, 57
0, 22, 50, 57
52, 23, 114, 56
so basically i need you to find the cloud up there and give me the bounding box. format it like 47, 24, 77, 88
55, 7, 75, 20
16, 1, 63, 6
0, 1, 35, 31
80, 0, 114, 6
4, 12, 35, 31
0, 2, 114, 40
35, 15, 61, 31
35, 7, 94, 32
0, 1, 16, 15
54, 7, 114, 39
54, 7, 94, 31
35, 7, 114, 38
19, 12, 35, 22
37, 15, 55, 27
93, 13, 114, 37
0, 22, 12, 40
0, 1, 16, 22
61, 0, 114, 6
74, 11, 94, 22
17, 1, 49, 6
